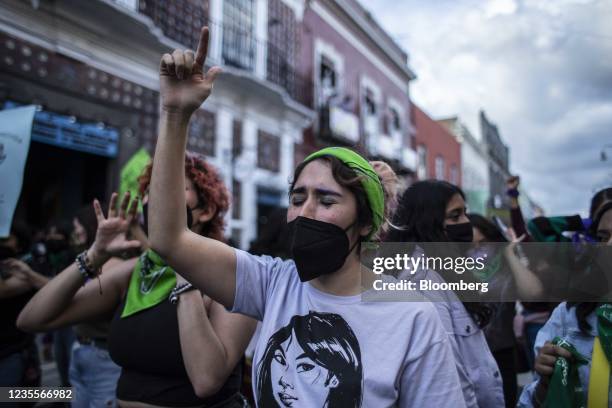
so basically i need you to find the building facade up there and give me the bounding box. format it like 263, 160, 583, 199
479, 110, 510, 216
439, 117, 489, 214
0, 0, 314, 248
412, 104, 461, 186
297, 0, 418, 177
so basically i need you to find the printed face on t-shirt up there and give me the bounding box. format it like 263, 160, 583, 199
257, 312, 363, 408
270, 329, 339, 407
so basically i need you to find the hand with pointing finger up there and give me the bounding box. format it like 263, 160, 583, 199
159, 27, 222, 118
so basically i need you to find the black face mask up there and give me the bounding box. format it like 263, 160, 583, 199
141, 203, 194, 236
0, 245, 17, 261
288, 216, 358, 282
445, 222, 474, 243
45, 238, 68, 253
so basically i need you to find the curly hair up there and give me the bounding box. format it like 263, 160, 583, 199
137, 152, 230, 241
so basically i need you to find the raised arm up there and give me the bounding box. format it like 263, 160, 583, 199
175, 273, 256, 397
507, 176, 531, 241
148, 27, 236, 308
17, 193, 140, 332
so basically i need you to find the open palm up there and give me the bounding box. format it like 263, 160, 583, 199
91, 192, 141, 260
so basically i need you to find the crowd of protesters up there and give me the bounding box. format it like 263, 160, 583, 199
1, 26, 611, 408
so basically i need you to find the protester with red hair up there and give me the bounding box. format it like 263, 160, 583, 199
18, 153, 255, 407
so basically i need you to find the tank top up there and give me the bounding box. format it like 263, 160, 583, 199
108, 295, 242, 407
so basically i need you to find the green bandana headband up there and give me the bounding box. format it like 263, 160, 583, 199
303, 147, 384, 240
121, 249, 176, 318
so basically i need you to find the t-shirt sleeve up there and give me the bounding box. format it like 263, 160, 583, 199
398, 305, 467, 407
230, 248, 288, 321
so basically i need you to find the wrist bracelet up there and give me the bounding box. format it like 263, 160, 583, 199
169, 282, 196, 304
75, 251, 101, 280
506, 188, 520, 198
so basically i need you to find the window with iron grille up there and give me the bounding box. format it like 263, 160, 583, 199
187, 109, 216, 157
222, 0, 255, 70
257, 130, 280, 172
139, 0, 209, 49
267, 0, 298, 97
232, 179, 242, 219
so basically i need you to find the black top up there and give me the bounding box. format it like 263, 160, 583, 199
108, 295, 242, 407
0, 290, 35, 359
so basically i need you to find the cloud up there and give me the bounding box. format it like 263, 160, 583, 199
367, 0, 612, 216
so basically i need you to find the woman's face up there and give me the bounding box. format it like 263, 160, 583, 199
72, 218, 87, 246
142, 176, 211, 229
596, 208, 612, 244
269, 330, 338, 407
288, 159, 366, 241
444, 193, 469, 226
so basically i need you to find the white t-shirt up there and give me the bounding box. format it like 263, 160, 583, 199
231, 249, 466, 407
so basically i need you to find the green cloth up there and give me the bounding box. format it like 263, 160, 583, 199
542, 336, 589, 408
121, 249, 176, 318
527, 215, 583, 242
472, 252, 502, 282
119, 148, 151, 212
597, 303, 612, 363
303, 147, 384, 240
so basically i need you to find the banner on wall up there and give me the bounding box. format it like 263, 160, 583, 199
0, 105, 36, 237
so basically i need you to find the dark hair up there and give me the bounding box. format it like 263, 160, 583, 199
387, 180, 465, 242
590, 187, 612, 219
2, 220, 32, 255
468, 214, 507, 243
387, 180, 492, 327
566, 302, 598, 334
290, 155, 373, 240
74, 205, 99, 248
256, 311, 362, 407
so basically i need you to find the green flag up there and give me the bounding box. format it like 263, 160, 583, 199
119, 148, 151, 206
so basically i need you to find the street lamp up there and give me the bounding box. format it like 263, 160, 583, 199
602, 144, 612, 161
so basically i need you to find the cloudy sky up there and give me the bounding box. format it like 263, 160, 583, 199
367, 0, 612, 216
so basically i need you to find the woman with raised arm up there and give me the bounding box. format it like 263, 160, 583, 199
18, 156, 256, 408
149, 26, 466, 407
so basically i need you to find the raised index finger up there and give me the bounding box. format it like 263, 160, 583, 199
194, 26, 210, 67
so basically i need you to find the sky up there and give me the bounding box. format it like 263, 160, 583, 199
367, 0, 612, 216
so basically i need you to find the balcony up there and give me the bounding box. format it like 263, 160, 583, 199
318, 105, 360, 145
401, 147, 418, 171
136, 0, 312, 108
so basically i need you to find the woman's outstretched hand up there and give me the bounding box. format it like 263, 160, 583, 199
159, 26, 222, 118
88, 192, 141, 268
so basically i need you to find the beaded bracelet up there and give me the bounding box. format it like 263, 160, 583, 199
75, 251, 100, 280
169, 282, 196, 304
75, 250, 103, 294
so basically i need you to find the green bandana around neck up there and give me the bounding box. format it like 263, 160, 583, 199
303, 147, 384, 240
597, 303, 612, 363
121, 249, 177, 318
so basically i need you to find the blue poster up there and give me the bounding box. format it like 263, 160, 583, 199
0, 105, 36, 237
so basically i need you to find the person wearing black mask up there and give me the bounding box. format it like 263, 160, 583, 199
0, 222, 48, 388
387, 180, 504, 408
18, 154, 256, 408
146, 27, 465, 407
